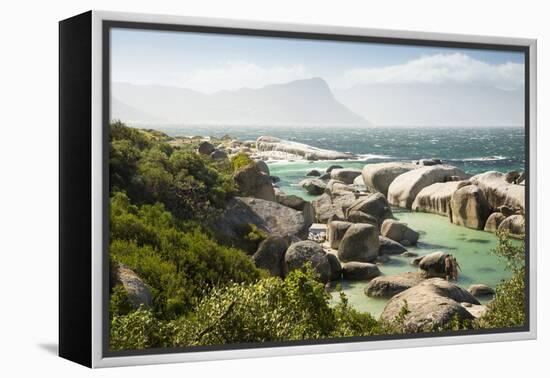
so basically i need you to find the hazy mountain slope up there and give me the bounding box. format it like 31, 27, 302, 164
335, 83, 524, 127
111, 98, 163, 123
112, 78, 369, 126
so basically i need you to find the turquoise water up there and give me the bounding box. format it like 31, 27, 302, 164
327, 210, 511, 318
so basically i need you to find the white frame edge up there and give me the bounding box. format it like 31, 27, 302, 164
90, 10, 537, 368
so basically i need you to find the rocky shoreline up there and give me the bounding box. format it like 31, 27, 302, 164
192, 134, 525, 330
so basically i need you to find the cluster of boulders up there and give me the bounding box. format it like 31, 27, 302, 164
362, 162, 525, 237
361, 251, 495, 330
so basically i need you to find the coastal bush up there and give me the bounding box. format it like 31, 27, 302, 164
110, 307, 169, 351
109, 122, 236, 223
109, 192, 262, 318
230, 152, 254, 171
477, 232, 526, 329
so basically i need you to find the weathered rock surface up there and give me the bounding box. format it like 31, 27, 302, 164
114, 264, 153, 309
216, 197, 311, 252
462, 303, 488, 318
312, 192, 357, 223
346, 211, 379, 226
198, 141, 215, 155
346, 193, 393, 224
411, 181, 462, 217
470, 171, 525, 211
252, 236, 288, 277
326, 165, 343, 173
365, 272, 425, 298
379, 236, 407, 255
256, 136, 355, 160
380, 219, 419, 244
300, 178, 327, 195
380, 279, 478, 332
450, 184, 491, 230
233, 163, 276, 201
306, 169, 322, 177
327, 253, 342, 281
361, 162, 418, 196
498, 214, 525, 235
325, 179, 354, 197
468, 284, 495, 297
417, 251, 447, 278
330, 168, 363, 184
255, 160, 270, 175
353, 175, 366, 187
327, 221, 352, 249
342, 262, 381, 280
284, 241, 333, 283
387, 165, 467, 209
416, 158, 443, 166
338, 223, 379, 262
484, 212, 507, 232
210, 149, 228, 160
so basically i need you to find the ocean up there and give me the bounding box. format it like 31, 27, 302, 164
158, 125, 525, 316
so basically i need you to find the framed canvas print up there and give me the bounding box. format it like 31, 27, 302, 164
59, 10, 537, 368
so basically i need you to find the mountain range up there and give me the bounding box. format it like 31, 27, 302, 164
112, 78, 524, 127
112, 78, 369, 127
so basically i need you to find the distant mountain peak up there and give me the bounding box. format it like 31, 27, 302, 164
112, 78, 370, 127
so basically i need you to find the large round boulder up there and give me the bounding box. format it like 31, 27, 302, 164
338, 223, 379, 262
342, 262, 381, 280
365, 272, 425, 298
387, 165, 467, 209
198, 141, 215, 155
417, 251, 447, 278
484, 212, 506, 232
327, 253, 342, 281
411, 181, 462, 217
210, 149, 228, 160
114, 263, 153, 309
284, 241, 333, 283
275, 192, 315, 227
361, 162, 418, 196
380, 219, 419, 244
327, 221, 352, 249
255, 160, 270, 175
233, 163, 276, 201
346, 211, 379, 226
306, 169, 322, 177
380, 278, 478, 332
215, 197, 311, 253
330, 168, 363, 184
498, 214, 525, 236
252, 236, 288, 277
450, 184, 491, 230
379, 236, 407, 255
300, 178, 327, 195
312, 192, 357, 224
345, 193, 393, 224
470, 171, 525, 211
468, 284, 495, 297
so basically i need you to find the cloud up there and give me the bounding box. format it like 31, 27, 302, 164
177, 61, 309, 93
341, 53, 524, 90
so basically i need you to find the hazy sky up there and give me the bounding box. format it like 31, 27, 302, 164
111, 28, 525, 94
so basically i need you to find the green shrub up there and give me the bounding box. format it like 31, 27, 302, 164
110, 285, 134, 317
230, 152, 254, 171
110, 307, 169, 351
477, 231, 526, 329
110, 192, 262, 318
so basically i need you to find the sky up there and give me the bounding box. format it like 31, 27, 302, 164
111, 27, 525, 94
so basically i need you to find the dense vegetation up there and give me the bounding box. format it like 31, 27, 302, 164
108, 121, 526, 351
477, 231, 526, 329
